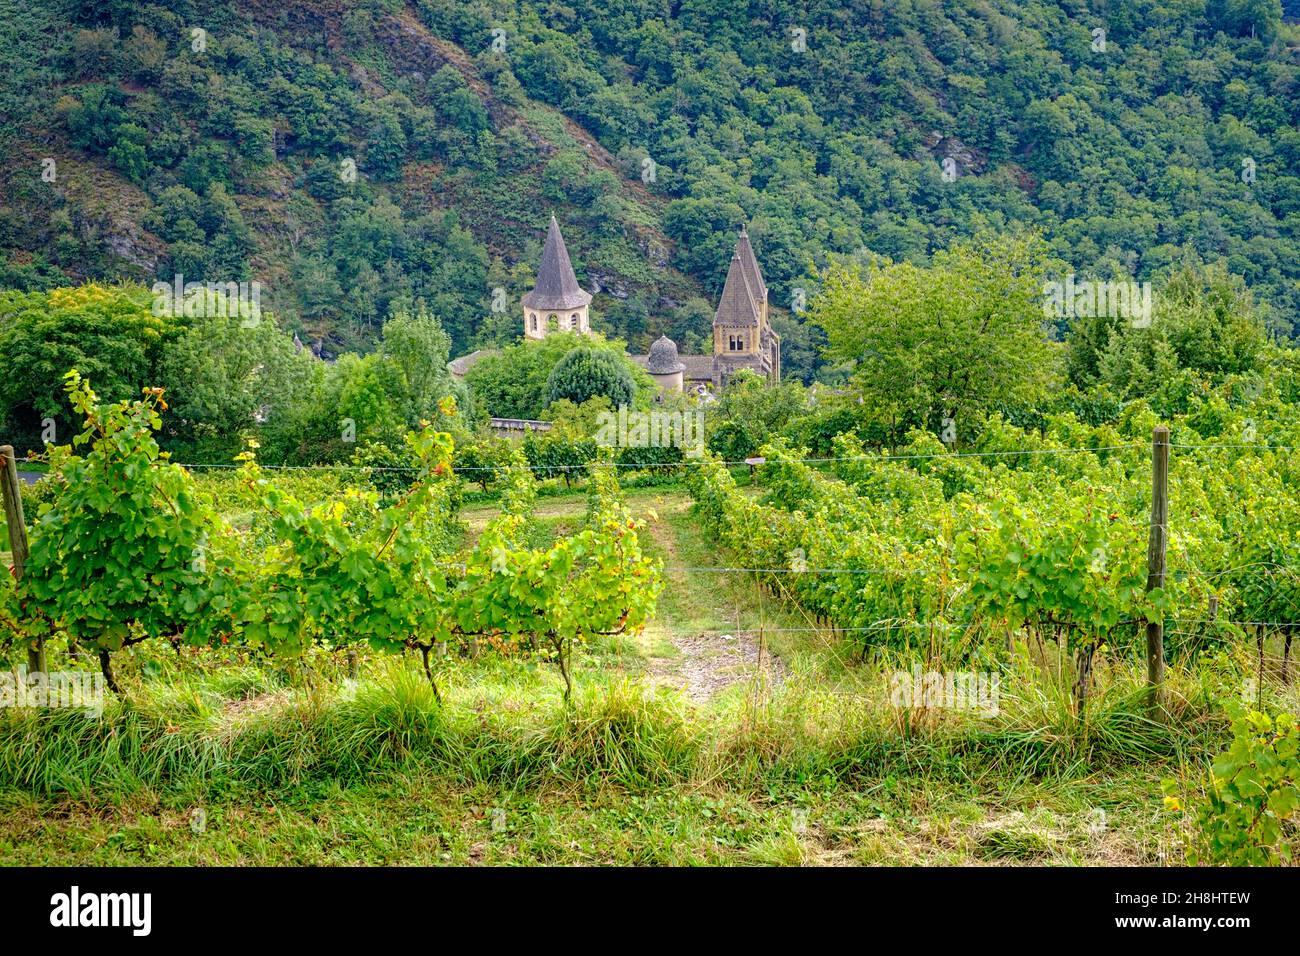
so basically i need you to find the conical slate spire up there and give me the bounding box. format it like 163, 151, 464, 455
713, 226, 766, 328
522, 215, 593, 311
734, 224, 767, 301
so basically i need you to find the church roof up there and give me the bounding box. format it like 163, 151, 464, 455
734, 225, 767, 301
630, 351, 714, 381
522, 215, 593, 311
713, 226, 766, 328
645, 335, 686, 374
679, 354, 716, 380
714, 255, 761, 328
448, 348, 499, 378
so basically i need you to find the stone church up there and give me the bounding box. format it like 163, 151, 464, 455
520, 215, 780, 393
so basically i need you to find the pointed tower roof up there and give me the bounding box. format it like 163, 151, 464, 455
522, 215, 593, 311
734, 224, 767, 302
713, 226, 767, 328
714, 253, 761, 328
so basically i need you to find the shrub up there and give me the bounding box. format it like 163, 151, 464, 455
9, 372, 227, 688
1166, 707, 1300, 865
545, 347, 636, 409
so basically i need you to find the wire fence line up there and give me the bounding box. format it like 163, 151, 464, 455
0, 442, 1173, 471
659, 563, 1300, 582
627, 619, 1298, 639
1170, 442, 1300, 452
15, 437, 1295, 476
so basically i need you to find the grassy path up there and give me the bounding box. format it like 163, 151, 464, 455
634, 490, 790, 701
464, 487, 795, 701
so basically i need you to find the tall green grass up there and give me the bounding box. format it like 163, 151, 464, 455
0, 650, 1248, 805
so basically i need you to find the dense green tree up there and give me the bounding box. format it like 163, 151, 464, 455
545, 347, 637, 409
1098, 263, 1270, 402
377, 305, 458, 423
465, 333, 646, 420
157, 306, 315, 453
709, 369, 808, 445
809, 234, 1063, 439
0, 283, 177, 448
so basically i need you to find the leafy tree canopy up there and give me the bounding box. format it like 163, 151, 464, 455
809, 233, 1063, 439
544, 347, 637, 410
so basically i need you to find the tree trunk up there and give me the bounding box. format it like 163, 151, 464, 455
99, 650, 120, 696
1075, 644, 1095, 717
418, 645, 443, 704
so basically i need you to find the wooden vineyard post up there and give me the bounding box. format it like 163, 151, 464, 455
1, 445, 42, 674
1255, 625, 1265, 706
1145, 426, 1169, 710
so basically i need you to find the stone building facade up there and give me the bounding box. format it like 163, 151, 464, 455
451, 217, 782, 396
630, 226, 781, 392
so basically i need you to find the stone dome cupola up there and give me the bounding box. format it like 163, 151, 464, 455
646, 335, 686, 374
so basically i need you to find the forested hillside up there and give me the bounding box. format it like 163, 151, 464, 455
2, 0, 1298, 373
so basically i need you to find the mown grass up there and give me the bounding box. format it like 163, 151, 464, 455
0, 763, 1176, 865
